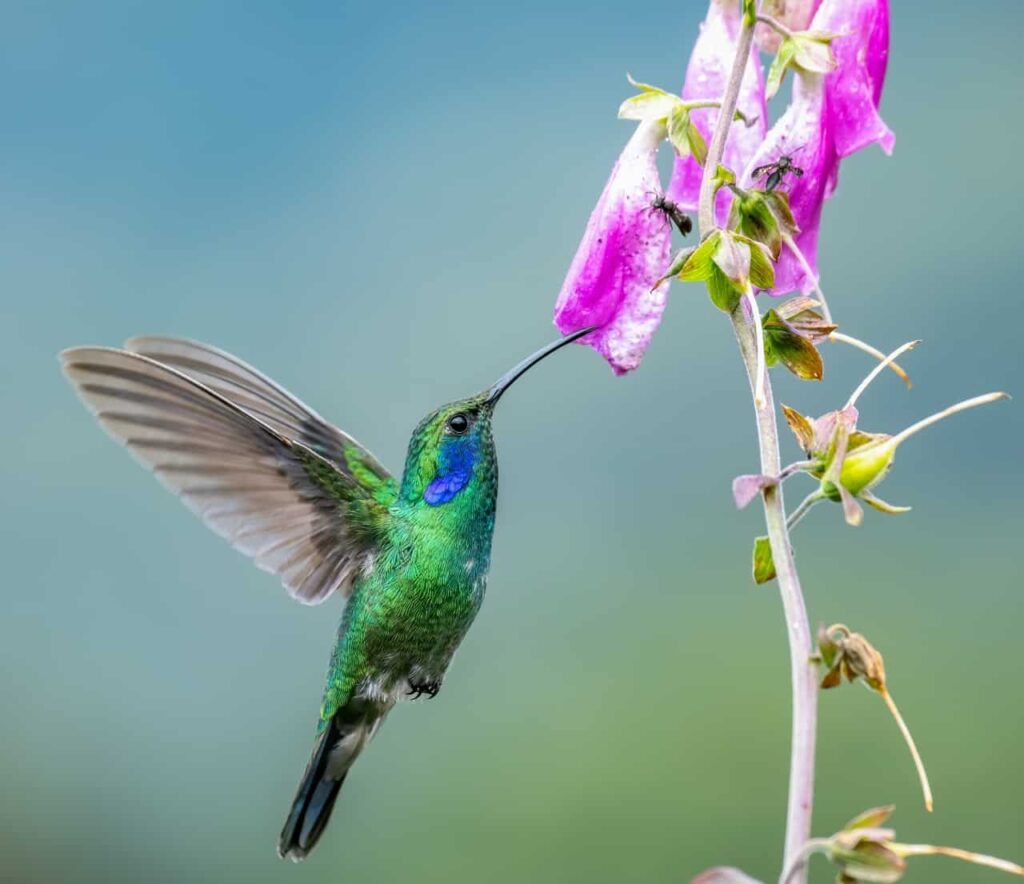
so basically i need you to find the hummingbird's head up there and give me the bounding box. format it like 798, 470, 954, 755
399, 326, 594, 509
399, 394, 497, 508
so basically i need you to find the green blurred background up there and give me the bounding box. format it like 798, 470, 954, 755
2, 2, 1021, 882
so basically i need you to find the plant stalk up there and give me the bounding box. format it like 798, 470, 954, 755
696, 6, 818, 880
729, 306, 819, 882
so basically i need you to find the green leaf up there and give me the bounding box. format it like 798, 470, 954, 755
791, 32, 838, 75
705, 231, 750, 313
861, 490, 912, 515
679, 230, 721, 282
686, 118, 708, 166
618, 92, 681, 121
707, 266, 743, 313
766, 38, 796, 100
652, 246, 696, 289
763, 309, 823, 380
764, 190, 799, 237
735, 193, 783, 259
737, 234, 776, 289
776, 296, 836, 343
618, 74, 681, 121
713, 164, 736, 190
844, 806, 896, 832
712, 229, 751, 287
741, 0, 756, 27
625, 72, 668, 94
733, 107, 757, 127
752, 536, 776, 584
666, 106, 693, 157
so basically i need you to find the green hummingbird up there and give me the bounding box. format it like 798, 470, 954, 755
59, 326, 592, 860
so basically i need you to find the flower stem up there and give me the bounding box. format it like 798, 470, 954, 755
778, 838, 829, 884
891, 392, 1010, 446
829, 331, 912, 388
730, 306, 819, 883
844, 340, 920, 409
745, 288, 767, 407
894, 843, 1024, 876
757, 12, 794, 39
880, 688, 933, 812
697, 8, 817, 880
779, 460, 816, 481
786, 491, 824, 532
697, 12, 757, 235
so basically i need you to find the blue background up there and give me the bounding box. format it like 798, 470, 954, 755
2, 2, 1021, 882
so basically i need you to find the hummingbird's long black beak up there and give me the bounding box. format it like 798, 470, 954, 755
486, 326, 595, 405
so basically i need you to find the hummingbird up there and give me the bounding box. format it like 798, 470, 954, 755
59, 326, 593, 860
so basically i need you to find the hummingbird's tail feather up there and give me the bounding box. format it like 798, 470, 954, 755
277, 700, 381, 861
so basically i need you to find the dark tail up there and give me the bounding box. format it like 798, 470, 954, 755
277, 699, 380, 861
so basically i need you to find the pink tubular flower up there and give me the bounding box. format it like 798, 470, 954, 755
744, 0, 893, 295
553, 121, 671, 374
667, 0, 768, 224
820, 0, 893, 158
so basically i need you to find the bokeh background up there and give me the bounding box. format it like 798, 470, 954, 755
2, 2, 1021, 882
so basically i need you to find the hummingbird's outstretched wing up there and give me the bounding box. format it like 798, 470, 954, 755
60, 346, 396, 605
123, 335, 392, 489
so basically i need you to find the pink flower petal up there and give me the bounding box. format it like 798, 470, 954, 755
666, 0, 768, 224
743, 72, 834, 295
741, 0, 892, 295
553, 121, 671, 374
816, 0, 894, 159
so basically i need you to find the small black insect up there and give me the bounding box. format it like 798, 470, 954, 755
649, 194, 693, 237
752, 154, 804, 192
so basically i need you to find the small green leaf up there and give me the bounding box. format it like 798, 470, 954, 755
737, 234, 776, 289
707, 266, 743, 313
845, 806, 896, 832
625, 73, 667, 93
741, 0, 756, 27
766, 38, 796, 100
764, 189, 799, 237
703, 231, 750, 313
679, 230, 721, 282
652, 246, 696, 289
734, 192, 783, 259
686, 118, 709, 166
763, 309, 823, 380
618, 74, 681, 121
791, 31, 838, 74
733, 107, 757, 127
777, 297, 836, 343
752, 536, 776, 584
713, 164, 736, 190
861, 490, 912, 515
618, 92, 681, 121
666, 105, 693, 157
712, 229, 751, 287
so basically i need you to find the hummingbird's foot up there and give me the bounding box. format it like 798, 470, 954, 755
407, 679, 441, 699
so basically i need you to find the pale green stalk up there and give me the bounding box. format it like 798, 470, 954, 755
697, 6, 818, 880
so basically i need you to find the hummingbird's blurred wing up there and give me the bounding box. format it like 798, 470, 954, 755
123, 336, 392, 487
60, 346, 396, 605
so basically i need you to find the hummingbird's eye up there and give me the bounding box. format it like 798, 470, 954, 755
446, 413, 470, 435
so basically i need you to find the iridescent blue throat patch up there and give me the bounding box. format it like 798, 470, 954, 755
424, 440, 475, 506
